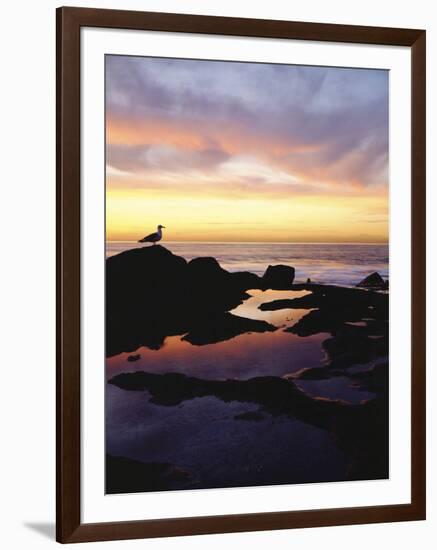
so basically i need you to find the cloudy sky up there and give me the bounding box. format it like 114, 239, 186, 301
106, 55, 388, 242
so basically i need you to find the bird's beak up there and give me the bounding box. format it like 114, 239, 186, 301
162, 226, 166, 228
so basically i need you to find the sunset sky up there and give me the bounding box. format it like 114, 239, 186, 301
105, 55, 389, 243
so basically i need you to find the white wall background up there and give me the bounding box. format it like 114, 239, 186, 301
0, 0, 434, 548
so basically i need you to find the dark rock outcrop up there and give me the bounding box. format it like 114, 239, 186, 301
350, 362, 388, 396
287, 288, 388, 369
230, 271, 262, 292
356, 272, 388, 290
282, 285, 388, 335
259, 292, 320, 311
109, 370, 350, 417
181, 312, 276, 346
106, 245, 278, 356
262, 264, 295, 289
258, 284, 389, 371
261, 284, 387, 314
322, 324, 388, 369
106, 455, 191, 494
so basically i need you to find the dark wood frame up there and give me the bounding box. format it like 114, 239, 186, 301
57, 6, 426, 543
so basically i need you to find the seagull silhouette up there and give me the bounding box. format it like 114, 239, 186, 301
138, 225, 166, 245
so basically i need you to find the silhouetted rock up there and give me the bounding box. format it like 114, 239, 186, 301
281, 285, 388, 336
127, 354, 141, 362
288, 290, 388, 369
106, 246, 187, 354
182, 313, 276, 346
106, 455, 191, 494
262, 284, 387, 314
350, 362, 388, 396
109, 370, 346, 418
356, 272, 387, 289
259, 292, 320, 311
230, 271, 262, 292
187, 256, 226, 282
322, 325, 388, 369
106, 245, 280, 356
258, 284, 389, 372
262, 264, 295, 289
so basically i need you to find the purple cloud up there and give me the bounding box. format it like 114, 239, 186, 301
106, 55, 388, 191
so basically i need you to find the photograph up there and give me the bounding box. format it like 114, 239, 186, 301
104, 54, 390, 494
0, 0, 429, 546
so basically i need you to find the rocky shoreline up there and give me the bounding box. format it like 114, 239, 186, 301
106, 245, 389, 492
106, 244, 296, 356
106, 245, 388, 361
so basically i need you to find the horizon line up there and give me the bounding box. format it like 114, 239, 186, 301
106, 240, 389, 245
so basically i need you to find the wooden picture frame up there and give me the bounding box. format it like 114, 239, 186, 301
56, 6, 426, 543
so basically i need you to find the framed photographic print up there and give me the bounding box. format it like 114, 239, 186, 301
56, 7, 426, 543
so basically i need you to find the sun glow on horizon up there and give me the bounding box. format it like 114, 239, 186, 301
106, 187, 388, 243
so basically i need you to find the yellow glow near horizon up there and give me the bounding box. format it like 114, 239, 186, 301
106, 187, 388, 243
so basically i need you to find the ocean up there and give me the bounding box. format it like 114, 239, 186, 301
106, 241, 388, 286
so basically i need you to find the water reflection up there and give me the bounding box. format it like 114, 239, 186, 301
106, 385, 349, 490
106, 286, 386, 492
107, 289, 328, 381
295, 377, 375, 404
